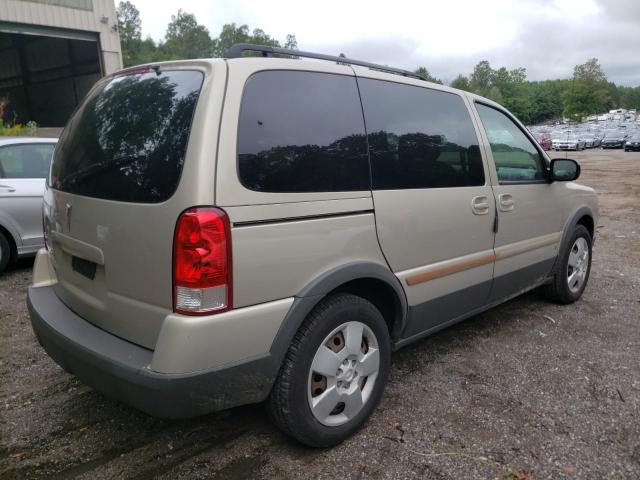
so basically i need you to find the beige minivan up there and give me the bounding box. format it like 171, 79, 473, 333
28, 44, 598, 447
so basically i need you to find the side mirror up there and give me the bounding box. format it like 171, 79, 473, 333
550, 158, 581, 182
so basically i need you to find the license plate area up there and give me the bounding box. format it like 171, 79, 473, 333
72, 256, 97, 280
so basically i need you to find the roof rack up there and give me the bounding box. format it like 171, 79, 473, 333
223, 43, 426, 81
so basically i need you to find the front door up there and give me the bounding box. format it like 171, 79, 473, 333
473, 102, 565, 301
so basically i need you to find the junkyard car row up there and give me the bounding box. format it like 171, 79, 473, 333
529, 116, 640, 151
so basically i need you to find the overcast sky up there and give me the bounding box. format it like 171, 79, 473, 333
125, 0, 640, 86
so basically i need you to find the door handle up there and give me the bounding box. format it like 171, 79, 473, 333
471, 195, 490, 215
499, 193, 515, 212
0, 185, 16, 193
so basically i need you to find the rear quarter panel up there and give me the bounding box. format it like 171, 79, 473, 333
227, 201, 388, 307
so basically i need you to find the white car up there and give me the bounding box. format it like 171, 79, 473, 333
0, 137, 57, 273
553, 134, 585, 151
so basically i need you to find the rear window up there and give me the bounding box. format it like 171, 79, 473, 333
237, 70, 369, 193
50, 69, 203, 203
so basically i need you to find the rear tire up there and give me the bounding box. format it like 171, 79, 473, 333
267, 293, 391, 447
0, 232, 11, 274
544, 225, 592, 304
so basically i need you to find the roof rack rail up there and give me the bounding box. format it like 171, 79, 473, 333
223, 43, 426, 81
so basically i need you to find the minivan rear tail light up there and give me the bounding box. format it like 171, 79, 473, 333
173, 207, 232, 315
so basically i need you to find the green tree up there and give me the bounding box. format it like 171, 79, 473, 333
212, 23, 295, 57
250, 28, 280, 49
414, 66, 442, 84
562, 58, 611, 120
117, 1, 143, 66
528, 80, 566, 123
135, 37, 167, 65
117, 1, 141, 44
486, 85, 504, 104
450, 74, 471, 91
116, 4, 299, 66
117, 2, 166, 67
284, 34, 298, 50
470, 60, 493, 95
212, 23, 251, 57
618, 86, 640, 110
163, 10, 213, 59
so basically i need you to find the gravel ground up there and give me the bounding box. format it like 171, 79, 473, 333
1, 149, 639, 480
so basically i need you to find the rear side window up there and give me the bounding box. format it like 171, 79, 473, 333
0, 144, 54, 179
237, 71, 369, 192
50, 69, 204, 203
358, 78, 484, 190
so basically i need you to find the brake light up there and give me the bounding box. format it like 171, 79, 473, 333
173, 207, 232, 315
114, 65, 152, 77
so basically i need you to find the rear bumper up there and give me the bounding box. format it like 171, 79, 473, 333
28, 285, 280, 419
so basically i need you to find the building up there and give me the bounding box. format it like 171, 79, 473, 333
0, 0, 122, 127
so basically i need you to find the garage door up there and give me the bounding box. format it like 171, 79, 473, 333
0, 22, 102, 127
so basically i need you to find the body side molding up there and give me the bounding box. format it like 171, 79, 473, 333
397, 258, 556, 349
400, 231, 560, 288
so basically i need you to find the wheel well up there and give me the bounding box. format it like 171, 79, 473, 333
328, 278, 403, 338
576, 215, 594, 239
0, 224, 17, 262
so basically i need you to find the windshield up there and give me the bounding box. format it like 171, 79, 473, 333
50, 69, 204, 203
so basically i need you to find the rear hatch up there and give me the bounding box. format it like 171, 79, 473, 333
44, 64, 211, 349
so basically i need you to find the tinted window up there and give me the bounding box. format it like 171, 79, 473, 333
238, 71, 369, 192
475, 103, 546, 183
50, 69, 203, 203
358, 78, 484, 190
0, 144, 54, 179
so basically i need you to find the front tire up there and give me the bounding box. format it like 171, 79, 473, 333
267, 293, 391, 447
544, 225, 592, 304
0, 232, 11, 274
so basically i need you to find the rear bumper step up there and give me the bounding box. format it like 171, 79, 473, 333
27, 286, 276, 419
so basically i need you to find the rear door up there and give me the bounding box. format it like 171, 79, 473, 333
0, 142, 54, 251
355, 73, 497, 340
44, 63, 220, 349
473, 102, 564, 301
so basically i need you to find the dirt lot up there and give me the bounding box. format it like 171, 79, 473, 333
1, 149, 639, 480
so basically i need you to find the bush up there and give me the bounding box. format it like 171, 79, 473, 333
0, 96, 38, 136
